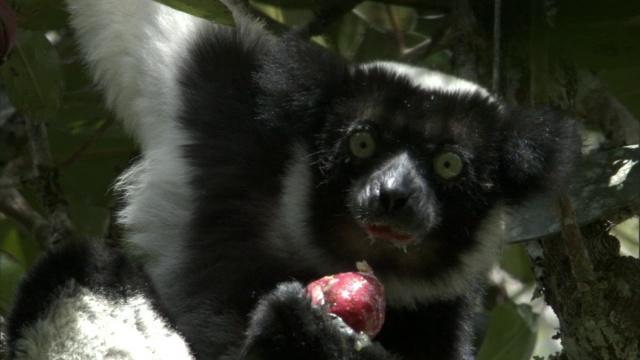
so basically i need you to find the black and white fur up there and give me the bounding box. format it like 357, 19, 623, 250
6, 240, 195, 359
6, 0, 581, 359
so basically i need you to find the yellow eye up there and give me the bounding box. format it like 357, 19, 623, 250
349, 131, 376, 159
433, 152, 464, 179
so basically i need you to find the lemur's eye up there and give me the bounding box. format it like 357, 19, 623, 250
433, 152, 464, 179
349, 130, 376, 159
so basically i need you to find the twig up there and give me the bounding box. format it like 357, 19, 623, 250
0, 189, 49, 248
25, 117, 54, 170
492, 0, 502, 95
385, 4, 406, 55
449, 0, 480, 82
24, 115, 78, 247
529, 0, 548, 107
556, 194, 594, 283
0, 176, 22, 189
400, 25, 450, 61
59, 116, 116, 169
0, 159, 49, 248
529, 0, 593, 283
576, 68, 640, 147
370, 0, 450, 10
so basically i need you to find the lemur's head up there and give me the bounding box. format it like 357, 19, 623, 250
260, 39, 580, 307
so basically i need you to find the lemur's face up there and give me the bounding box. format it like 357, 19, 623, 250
312, 65, 507, 277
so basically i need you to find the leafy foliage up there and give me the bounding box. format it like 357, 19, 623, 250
0, 0, 639, 359
2, 29, 64, 118
477, 301, 537, 360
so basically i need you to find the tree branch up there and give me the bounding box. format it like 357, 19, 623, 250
529, 0, 549, 107
0, 189, 50, 248
24, 116, 78, 247
0, 159, 49, 248
385, 4, 406, 54
449, 0, 482, 83
556, 194, 594, 284
574, 68, 640, 148
492, 0, 502, 95
0, 176, 22, 189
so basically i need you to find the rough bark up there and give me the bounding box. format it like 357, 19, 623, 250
528, 221, 640, 360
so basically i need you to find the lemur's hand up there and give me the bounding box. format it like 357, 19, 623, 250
242, 281, 396, 360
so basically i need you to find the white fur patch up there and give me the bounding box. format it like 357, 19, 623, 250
360, 61, 497, 103
65, 0, 207, 293
114, 150, 192, 294
382, 205, 507, 309
65, 0, 207, 150
267, 144, 340, 271
11, 281, 193, 360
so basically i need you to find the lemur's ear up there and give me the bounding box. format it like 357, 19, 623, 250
499, 108, 582, 204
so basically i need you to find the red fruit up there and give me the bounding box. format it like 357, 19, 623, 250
0, 0, 18, 62
306, 263, 385, 338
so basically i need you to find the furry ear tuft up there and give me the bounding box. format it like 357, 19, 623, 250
499, 108, 582, 204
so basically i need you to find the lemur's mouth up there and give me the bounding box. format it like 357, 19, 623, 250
365, 223, 416, 244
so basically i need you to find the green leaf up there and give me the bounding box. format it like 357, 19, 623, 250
251, 0, 316, 9
0, 251, 26, 314
12, 0, 68, 30
47, 120, 133, 235
352, 28, 399, 61
477, 302, 537, 360
1, 29, 65, 119
558, 22, 640, 69
152, 0, 234, 25
557, 0, 640, 24
509, 146, 640, 242
57, 61, 109, 125
353, 2, 417, 33
250, 2, 313, 27
501, 244, 534, 284
336, 12, 368, 60
0, 221, 42, 268
598, 66, 640, 120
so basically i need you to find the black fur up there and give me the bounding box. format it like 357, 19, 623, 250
6, 240, 176, 358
